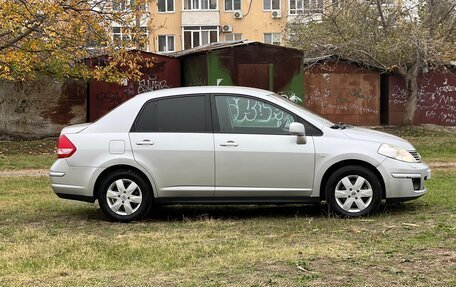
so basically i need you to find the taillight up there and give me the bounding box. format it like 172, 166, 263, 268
57, 135, 77, 158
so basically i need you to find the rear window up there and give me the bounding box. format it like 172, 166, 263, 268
134, 100, 155, 132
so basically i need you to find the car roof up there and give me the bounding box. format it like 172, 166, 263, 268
134, 86, 273, 101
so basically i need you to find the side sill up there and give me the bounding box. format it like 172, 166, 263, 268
56, 193, 96, 203
156, 196, 321, 205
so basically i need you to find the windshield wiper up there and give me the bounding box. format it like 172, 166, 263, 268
330, 122, 352, 130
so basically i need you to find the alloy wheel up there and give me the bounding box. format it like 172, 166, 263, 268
106, 179, 143, 216
334, 175, 373, 213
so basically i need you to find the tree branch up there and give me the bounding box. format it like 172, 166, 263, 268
0, 21, 42, 52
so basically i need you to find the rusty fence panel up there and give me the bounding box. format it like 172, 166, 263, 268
387, 70, 456, 125
88, 53, 180, 122
304, 62, 381, 126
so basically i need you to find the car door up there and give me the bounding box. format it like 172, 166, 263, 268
129, 94, 214, 198
213, 94, 315, 197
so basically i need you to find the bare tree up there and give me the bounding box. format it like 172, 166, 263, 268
287, 0, 456, 125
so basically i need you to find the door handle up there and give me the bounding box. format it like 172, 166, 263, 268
136, 140, 154, 146
220, 141, 238, 147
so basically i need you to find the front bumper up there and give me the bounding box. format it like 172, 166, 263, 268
377, 157, 431, 201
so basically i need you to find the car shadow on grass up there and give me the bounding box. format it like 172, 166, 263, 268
144, 200, 429, 222
146, 204, 325, 221
63, 201, 427, 223
144, 202, 422, 222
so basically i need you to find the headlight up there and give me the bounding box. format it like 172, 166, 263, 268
378, 144, 417, 163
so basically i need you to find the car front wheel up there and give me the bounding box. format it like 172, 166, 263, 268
325, 165, 382, 217
98, 170, 152, 222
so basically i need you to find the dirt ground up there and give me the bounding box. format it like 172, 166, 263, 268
0, 168, 48, 177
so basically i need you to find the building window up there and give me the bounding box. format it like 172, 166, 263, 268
263, 0, 280, 10
112, 0, 147, 11
184, 0, 217, 10
112, 0, 128, 11
225, 0, 241, 11
289, 0, 323, 14
264, 33, 281, 45
224, 33, 242, 41
183, 26, 218, 49
113, 26, 149, 50
158, 0, 174, 12
158, 35, 175, 52
113, 27, 130, 44
131, 0, 147, 10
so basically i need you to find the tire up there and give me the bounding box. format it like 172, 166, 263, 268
98, 169, 152, 222
325, 165, 382, 217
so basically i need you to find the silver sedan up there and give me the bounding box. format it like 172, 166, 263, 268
50, 86, 431, 221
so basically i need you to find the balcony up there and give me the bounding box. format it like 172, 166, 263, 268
287, 13, 322, 23
182, 10, 220, 26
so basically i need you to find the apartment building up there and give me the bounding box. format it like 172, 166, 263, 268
150, 0, 300, 53
109, 0, 404, 53
110, 0, 150, 51
149, 0, 332, 53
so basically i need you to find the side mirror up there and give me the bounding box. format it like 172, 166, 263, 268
289, 122, 306, 144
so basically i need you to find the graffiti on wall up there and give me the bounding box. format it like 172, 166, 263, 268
96, 91, 130, 110
94, 71, 172, 120
307, 85, 378, 115
138, 75, 169, 94
137, 60, 170, 93
10, 119, 46, 128
277, 91, 303, 104
390, 79, 456, 124
0, 98, 41, 114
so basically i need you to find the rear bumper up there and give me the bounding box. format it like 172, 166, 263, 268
49, 159, 101, 201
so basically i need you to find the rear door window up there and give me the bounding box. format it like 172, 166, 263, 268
133, 95, 210, 132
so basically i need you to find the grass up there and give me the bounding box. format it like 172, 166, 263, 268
0, 138, 56, 170
0, 170, 455, 286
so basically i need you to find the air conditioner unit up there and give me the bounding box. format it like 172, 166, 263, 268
271, 10, 281, 19
222, 25, 233, 33
233, 10, 243, 19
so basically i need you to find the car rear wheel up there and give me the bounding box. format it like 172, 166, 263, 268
98, 170, 152, 222
325, 165, 382, 217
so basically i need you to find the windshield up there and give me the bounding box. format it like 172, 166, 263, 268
270, 93, 334, 126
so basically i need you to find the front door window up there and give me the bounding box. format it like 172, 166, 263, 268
214, 95, 294, 134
